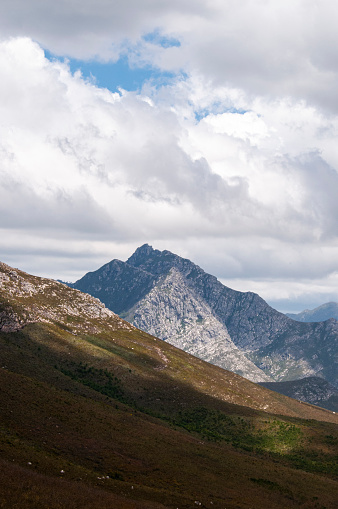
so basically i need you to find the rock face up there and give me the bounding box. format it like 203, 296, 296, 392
123, 267, 272, 382
71, 245, 338, 389
287, 302, 338, 322
259, 377, 338, 412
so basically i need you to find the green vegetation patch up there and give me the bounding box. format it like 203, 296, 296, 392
255, 420, 303, 453
172, 407, 303, 453
285, 449, 338, 476
172, 408, 338, 476
58, 362, 126, 403
173, 407, 248, 442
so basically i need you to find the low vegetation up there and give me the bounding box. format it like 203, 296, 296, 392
0, 264, 337, 508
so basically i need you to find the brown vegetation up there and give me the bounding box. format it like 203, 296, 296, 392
0, 263, 337, 508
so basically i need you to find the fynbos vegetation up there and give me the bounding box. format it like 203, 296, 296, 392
0, 261, 337, 508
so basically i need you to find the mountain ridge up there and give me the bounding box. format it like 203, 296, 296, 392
71, 244, 338, 389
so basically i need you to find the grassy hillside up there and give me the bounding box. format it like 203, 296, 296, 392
0, 263, 337, 508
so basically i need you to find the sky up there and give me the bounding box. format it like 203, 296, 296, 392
1, 1, 338, 313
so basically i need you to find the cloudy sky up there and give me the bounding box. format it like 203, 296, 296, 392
1, 0, 338, 313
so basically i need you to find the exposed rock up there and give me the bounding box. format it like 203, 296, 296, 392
124, 268, 272, 382
0, 262, 133, 334
71, 244, 338, 389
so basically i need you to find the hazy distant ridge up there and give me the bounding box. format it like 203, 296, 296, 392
287, 302, 338, 322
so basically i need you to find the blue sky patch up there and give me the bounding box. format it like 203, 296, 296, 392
45, 50, 177, 92
195, 106, 248, 122
142, 30, 181, 48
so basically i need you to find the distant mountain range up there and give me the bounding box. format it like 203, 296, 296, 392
287, 302, 338, 322
2, 261, 337, 507
70, 244, 338, 392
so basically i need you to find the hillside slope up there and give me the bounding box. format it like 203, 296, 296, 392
72, 245, 338, 389
1, 261, 338, 508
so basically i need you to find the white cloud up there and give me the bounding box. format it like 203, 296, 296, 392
0, 0, 207, 60
1, 1, 338, 111
1, 1, 338, 312
221, 274, 338, 314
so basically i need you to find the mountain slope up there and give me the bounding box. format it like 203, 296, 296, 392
0, 261, 131, 334
123, 267, 272, 382
259, 377, 338, 412
1, 261, 338, 508
287, 302, 338, 322
72, 245, 338, 389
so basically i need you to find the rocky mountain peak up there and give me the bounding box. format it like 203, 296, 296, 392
127, 244, 206, 280
127, 243, 156, 267
71, 245, 338, 390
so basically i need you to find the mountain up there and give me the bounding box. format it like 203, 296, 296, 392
71, 244, 338, 390
1, 260, 338, 508
259, 377, 338, 412
287, 302, 338, 322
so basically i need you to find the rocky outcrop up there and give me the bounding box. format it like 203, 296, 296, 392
0, 262, 132, 334
0, 306, 28, 332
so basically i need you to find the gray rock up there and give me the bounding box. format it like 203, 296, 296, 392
71, 244, 338, 389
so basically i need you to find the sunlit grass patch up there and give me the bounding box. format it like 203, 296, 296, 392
254, 419, 303, 454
